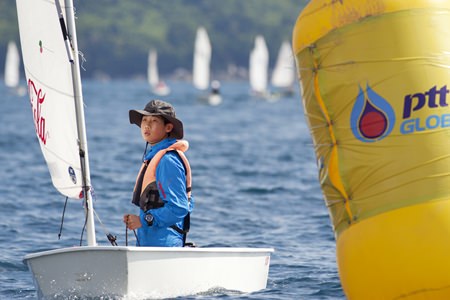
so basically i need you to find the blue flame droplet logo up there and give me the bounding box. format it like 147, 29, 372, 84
350, 84, 395, 142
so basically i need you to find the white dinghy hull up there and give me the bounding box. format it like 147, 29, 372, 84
25, 246, 273, 299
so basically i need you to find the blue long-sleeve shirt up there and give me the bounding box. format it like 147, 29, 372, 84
136, 138, 194, 247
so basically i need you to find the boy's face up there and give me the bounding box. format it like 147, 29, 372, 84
140, 115, 173, 145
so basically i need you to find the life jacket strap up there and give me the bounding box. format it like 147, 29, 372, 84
170, 212, 190, 246
131, 161, 149, 207
170, 224, 188, 235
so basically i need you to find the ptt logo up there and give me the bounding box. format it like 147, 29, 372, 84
351, 84, 449, 142
400, 85, 449, 134
350, 84, 395, 142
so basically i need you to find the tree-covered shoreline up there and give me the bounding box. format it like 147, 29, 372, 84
1, 0, 307, 79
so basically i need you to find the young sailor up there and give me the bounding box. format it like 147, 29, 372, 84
124, 99, 193, 247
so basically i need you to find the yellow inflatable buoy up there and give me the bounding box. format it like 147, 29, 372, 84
292, 1, 450, 299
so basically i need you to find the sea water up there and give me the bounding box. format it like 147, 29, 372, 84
0, 80, 345, 299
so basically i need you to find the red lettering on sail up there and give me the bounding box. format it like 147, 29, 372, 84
28, 79, 47, 144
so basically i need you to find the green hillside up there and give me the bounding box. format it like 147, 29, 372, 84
1, 0, 308, 79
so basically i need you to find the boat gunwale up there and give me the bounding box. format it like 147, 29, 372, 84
24, 245, 275, 260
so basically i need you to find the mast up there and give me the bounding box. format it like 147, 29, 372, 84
63, 0, 96, 246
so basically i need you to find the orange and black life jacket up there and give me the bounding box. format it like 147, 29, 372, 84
131, 140, 192, 244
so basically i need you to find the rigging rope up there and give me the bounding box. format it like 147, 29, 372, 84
125, 224, 140, 246
58, 196, 69, 240
93, 209, 117, 246
80, 198, 88, 246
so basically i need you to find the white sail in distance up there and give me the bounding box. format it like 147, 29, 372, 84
147, 49, 159, 87
193, 27, 212, 90
271, 41, 295, 88
4, 41, 21, 88
249, 35, 269, 94
16, 0, 85, 200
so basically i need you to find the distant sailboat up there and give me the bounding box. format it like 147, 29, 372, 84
193, 27, 211, 91
193, 27, 222, 106
270, 41, 295, 97
4, 41, 25, 95
249, 35, 269, 98
147, 49, 170, 96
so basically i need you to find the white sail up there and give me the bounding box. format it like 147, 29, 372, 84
4, 41, 21, 88
193, 27, 211, 90
17, 0, 96, 244
270, 41, 295, 88
249, 35, 269, 94
147, 49, 158, 87
17, 0, 82, 199
147, 49, 170, 96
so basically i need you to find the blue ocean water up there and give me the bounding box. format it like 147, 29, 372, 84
0, 80, 345, 299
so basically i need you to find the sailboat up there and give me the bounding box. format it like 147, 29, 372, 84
4, 41, 26, 96
249, 35, 270, 99
16, 0, 272, 299
270, 41, 295, 98
147, 49, 170, 96
193, 26, 222, 106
